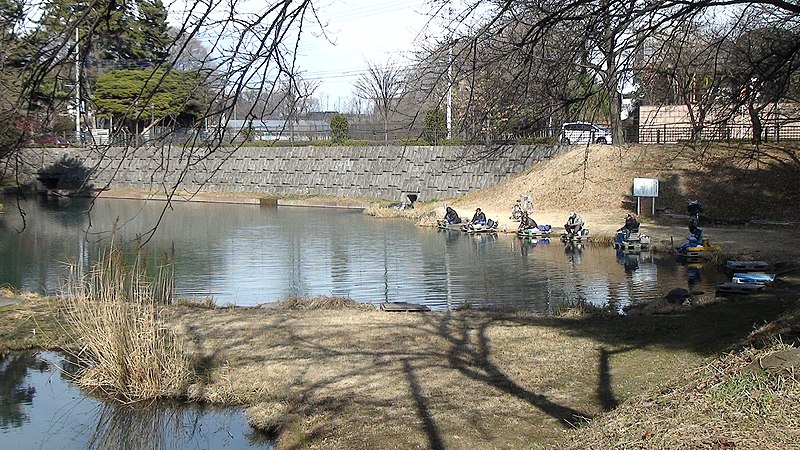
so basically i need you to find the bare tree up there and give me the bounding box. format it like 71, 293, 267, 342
422, 0, 800, 145
167, 30, 211, 71
354, 59, 405, 144
722, 15, 800, 144
0, 0, 322, 237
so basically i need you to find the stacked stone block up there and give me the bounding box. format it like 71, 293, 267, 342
23, 145, 564, 202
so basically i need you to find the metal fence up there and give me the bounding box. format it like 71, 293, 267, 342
40, 123, 800, 148
638, 124, 800, 144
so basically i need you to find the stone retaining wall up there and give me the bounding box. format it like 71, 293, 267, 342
22, 145, 564, 202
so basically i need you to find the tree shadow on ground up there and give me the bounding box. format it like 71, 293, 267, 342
498, 295, 793, 356
177, 291, 795, 448
431, 313, 591, 427
649, 145, 800, 223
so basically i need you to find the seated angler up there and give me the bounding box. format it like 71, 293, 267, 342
510, 199, 523, 220
471, 208, 487, 226
564, 211, 584, 236
518, 211, 538, 232
688, 223, 703, 245
444, 206, 462, 224
616, 213, 640, 242
679, 223, 705, 251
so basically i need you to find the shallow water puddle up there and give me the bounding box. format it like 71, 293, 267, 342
0, 351, 273, 450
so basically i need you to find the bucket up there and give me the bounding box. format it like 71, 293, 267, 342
702, 238, 710, 247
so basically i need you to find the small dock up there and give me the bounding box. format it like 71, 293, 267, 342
379, 302, 431, 312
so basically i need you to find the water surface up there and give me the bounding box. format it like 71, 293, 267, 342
0, 351, 272, 449
0, 196, 724, 311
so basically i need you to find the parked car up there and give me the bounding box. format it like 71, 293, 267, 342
558, 122, 612, 145
33, 134, 69, 148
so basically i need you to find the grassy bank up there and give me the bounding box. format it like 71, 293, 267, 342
121, 293, 800, 448
1, 286, 798, 448
558, 341, 800, 449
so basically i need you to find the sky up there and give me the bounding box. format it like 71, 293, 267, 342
167, 0, 444, 111
294, 0, 440, 110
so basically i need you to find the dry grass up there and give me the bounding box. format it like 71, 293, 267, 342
557, 341, 800, 449
268, 295, 375, 310
174, 308, 607, 448
0, 295, 68, 350
174, 296, 217, 309
363, 203, 436, 221
61, 246, 193, 401
452, 143, 800, 222
1, 288, 796, 448
164, 292, 795, 449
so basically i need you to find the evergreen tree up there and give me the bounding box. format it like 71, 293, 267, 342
330, 114, 350, 144
93, 68, 208, 127
422, 108, 446, 145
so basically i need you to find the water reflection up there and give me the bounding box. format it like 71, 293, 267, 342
0, 353, 39, 428
0, 196, 728, 311
0, 352, 272, 450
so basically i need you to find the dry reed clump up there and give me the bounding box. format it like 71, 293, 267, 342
173, 296, 216, 309
267, 295, 375, 310
363, 204, 429, 220
61, 246, 193, 402
0, 284, 43, 301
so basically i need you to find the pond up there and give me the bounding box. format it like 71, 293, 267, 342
0, 351, 273, 449
0, 195, 725, 311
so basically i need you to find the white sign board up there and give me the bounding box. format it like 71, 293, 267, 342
633, 178, 659, 198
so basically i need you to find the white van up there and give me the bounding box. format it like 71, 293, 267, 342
559, 122, 613, 145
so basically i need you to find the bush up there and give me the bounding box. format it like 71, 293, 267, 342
330, 114, 350, 144
422, 108, 447, 145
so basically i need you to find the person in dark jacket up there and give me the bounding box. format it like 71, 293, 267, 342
689, 223, 703, 244
617, 213, 640, 240
518, 211, 538, 232
444, 206, 462, 224
471, 208, 487, 225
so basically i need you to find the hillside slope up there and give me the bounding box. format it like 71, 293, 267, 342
447, 143, 800, 226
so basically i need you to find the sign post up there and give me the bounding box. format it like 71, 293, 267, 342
632, 178, 659, 216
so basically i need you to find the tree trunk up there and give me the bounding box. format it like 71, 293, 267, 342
748, 103, 762, 145
384, 114, 388, 145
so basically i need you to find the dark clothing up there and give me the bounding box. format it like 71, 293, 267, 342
688, 200, 703, 225
621, 216, 639, 232
618, 216, 639, 240
472, 211, 487, 225
444, 207, 461, 224
689, 225, 703, 243
687, 200, 703, 215
510, 203, 523, 220
518, 214, 538, 231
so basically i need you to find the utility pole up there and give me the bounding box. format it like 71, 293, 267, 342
446, 6, 452, 140
74, 27, 80, 144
